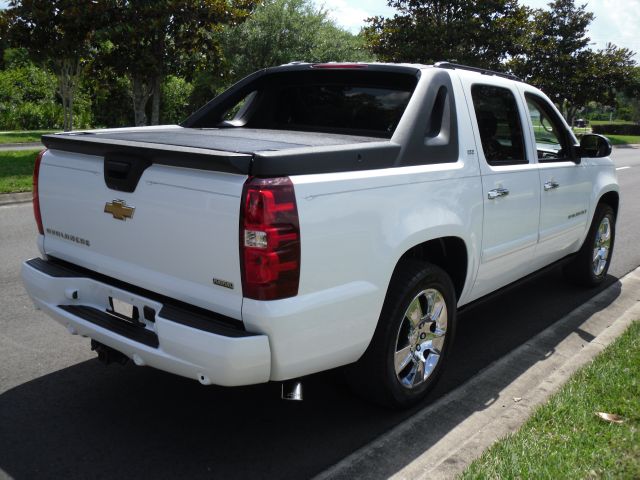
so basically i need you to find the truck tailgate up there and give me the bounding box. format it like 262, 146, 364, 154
38, 148, 246, 319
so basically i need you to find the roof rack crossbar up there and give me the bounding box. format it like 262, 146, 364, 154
434, 61, 521, 82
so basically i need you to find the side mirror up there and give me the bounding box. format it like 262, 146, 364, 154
578, 134, 612, 159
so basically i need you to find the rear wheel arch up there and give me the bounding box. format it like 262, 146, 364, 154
391, 236, 468, 301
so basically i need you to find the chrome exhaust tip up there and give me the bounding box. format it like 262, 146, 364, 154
281, 380, 303, 401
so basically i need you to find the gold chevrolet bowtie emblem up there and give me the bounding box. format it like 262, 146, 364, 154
104, 199, 135, 221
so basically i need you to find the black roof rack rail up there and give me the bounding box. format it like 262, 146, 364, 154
434, 61, 522, 82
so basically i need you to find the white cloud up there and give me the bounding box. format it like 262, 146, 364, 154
590, 0, 640, 53
316, 0, 397, 32
317, 0, 373, 32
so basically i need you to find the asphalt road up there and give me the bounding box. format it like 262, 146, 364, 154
1, 147, 639, 480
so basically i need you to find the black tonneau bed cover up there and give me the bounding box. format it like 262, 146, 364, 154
42, 127, 401, 176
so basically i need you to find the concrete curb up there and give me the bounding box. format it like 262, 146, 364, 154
0, 192, 32, 206
314, 268, 640, 480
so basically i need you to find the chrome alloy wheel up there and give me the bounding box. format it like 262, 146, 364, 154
394, 288, 448, 389
593, 216, 612, 276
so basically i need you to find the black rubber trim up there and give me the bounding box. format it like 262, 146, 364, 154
159, 304, 252, 338
25, 257, 252, 336
434, 61, 522, 82
59, 304, 160, 348
41, 134, 253, 175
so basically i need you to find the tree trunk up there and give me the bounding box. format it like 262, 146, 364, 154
68, 89, 74, 131
567, 105, 578, 126
131, 76, 154, 126
151, 75, 162, 126
56, 58, 81, 131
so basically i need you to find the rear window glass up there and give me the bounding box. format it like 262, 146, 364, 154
186, 69, 418, 138
274, 85, 412, 135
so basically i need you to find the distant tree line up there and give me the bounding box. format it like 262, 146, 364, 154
0, 0, 637, 131
366, 0, 638, 124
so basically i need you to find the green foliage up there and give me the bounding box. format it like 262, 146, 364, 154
0, 10, 8, 69
509, 0, 636, 122
617, 67, 640, 123
219, 0, 373, 85
161, 75, 195, 124
3, 47, 31, 68
0, 62, 62, 130
98, 0, 257, 126
81, 64, 133, 128
6, 0, 104, 130
363, 0, 529, 69
462, 321, 640, 479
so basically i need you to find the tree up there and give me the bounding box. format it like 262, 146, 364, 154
6, 0, 103, 130
218, 0, 373, 86
617, 66, 640, 123
99, 0, 256, 127
509, 0, 636, 123
0, 10, 8, 69
0, 57, 62, 130
363, 0, 529, 70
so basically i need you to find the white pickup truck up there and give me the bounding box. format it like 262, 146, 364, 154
22, 62, 618, 408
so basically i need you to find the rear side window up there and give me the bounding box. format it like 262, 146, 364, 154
471, 85, 527, 166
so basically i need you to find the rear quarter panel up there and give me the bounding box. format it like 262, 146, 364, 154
243, 157, 483, 380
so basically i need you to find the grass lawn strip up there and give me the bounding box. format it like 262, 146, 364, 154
461, 320, 640, 479
0, 150, 40, 193
605, 134, 640, 146
0, 131, 53, 145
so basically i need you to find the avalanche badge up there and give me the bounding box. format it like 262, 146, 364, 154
104, 200, 135, 221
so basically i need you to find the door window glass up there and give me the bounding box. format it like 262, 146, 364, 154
525, 93, 571, 162
471, 85, 527, 166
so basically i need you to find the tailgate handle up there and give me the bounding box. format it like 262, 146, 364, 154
104, 154, 151, 193
105, 160, 131, 179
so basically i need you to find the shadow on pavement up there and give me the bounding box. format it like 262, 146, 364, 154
0, 267, 619, 480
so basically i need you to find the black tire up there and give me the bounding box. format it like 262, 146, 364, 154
344, 260, 457, 409
563, 203, 616, 287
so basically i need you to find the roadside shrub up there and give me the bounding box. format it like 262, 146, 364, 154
0, 61, 94, 130
11, 102, 63, 130
0, 63, 62, 129
161, 75, 195, 124
592, 123, 640, 135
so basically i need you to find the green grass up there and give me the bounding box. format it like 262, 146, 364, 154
0, 150, 40, 193
605, 134, 640, 146
589, 119, 636, 126
461, 320, 640, 480
0, 130, 55, 145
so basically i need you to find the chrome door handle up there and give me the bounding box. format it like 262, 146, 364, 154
487, 187, 509, 200
544, 180, 560, 191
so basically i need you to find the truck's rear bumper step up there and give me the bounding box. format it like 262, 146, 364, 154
58, 305, 160, 348
25, 257, 246, 334
22, 257, 271, 387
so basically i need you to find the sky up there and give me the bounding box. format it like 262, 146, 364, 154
317, 0, 640, 58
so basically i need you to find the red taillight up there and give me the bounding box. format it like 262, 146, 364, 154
33, 149, 47, 235
240, 176, 300, 300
